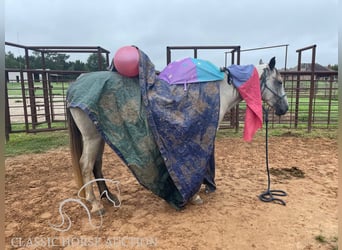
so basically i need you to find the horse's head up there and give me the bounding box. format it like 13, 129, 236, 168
256, 57, 289, 116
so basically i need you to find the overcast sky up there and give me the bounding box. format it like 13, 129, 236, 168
5, 0, 338, 70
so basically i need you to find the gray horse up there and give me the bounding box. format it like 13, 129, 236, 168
67, 57, 288, 214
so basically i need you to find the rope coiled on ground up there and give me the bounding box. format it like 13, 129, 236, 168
258, 107, 287, 205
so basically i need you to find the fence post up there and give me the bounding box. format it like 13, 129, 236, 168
20, 71, 29, 132
327, 75, 333, 126
97, 47, 103, 70
307, 45, 316, 133
5, 75, 10, 142
294, 52, 301, 128
25, 48, 38, 130
41, 71, 52, 128
295, 45, 317, 132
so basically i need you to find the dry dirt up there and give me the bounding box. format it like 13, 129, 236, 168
5, 136, 338, 250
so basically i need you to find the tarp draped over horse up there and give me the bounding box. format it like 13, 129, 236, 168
67, 50, 221, 208
158, 57, 224, 85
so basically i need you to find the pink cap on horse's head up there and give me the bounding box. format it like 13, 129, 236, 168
113, 46, 139, 77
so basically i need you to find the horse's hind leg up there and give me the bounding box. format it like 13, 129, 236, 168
93, 141, 120, 205
70, 108, 105, 214
80, 137, 106, 214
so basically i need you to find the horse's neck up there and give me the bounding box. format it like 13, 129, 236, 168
218, 76, 242, 124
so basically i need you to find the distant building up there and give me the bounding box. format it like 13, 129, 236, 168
7, 71, 29, 82
6, 70, 53, 83
285, 63, 336, 81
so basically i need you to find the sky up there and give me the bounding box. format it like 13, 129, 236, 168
4, 0, 338, 71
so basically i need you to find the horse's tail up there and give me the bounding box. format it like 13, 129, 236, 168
67, 108, 85, 198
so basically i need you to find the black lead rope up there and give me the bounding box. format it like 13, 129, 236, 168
258, 107, 287, 206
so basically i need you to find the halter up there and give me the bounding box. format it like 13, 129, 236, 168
260, 68, 287, 103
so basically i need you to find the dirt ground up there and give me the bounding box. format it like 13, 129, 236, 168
5, 136, 338, 250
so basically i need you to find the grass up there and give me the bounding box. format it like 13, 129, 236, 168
10, 121, 67, 132
216, 126, 338, 140
289, 97, 338, 113
315, 234, 338, 250
5, 130, 69, 157
7, 81, 70, 97
228, 95, 338, 130
315, 235, 328, 243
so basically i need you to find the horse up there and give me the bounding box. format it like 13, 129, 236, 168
67, 57, 288, 215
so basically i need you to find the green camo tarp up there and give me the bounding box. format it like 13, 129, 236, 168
67, 71, 184, 208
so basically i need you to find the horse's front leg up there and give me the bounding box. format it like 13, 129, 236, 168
80, 136, 105, 215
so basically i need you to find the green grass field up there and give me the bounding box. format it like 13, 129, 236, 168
5, 127, 337, 157
5, 130, 69, 157
9, 121, 67, 132
6, 81, 70, 97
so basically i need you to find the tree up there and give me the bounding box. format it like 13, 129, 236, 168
69, 60, 87, 71
5, 50, 106, 71
44, 53, 70, 70
29, 51, 43, 69
5, 51, 24, 68
86, 53, 107, 71
329, 64, 338, 71
25, 51, 70, 70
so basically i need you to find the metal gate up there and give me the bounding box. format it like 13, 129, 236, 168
5, 69, 85, 135
5, 42, 111, 141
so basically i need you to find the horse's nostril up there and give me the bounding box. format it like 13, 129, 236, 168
275, 106, 288, 116
280, 108, 288, 116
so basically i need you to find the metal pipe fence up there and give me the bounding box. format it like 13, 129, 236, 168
5, 43, 338, 141
5, 69, 85, 140
220, 70, 338, 131
5, 68, 338, 140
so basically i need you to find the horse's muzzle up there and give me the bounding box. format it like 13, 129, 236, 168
274, 104, 288, 116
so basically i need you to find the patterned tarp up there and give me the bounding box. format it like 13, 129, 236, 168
139, 51, 220, 203
66, 49, 220, 208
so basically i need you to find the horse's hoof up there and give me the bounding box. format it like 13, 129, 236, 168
102, 192, 121, 206
205, 186, 215, 194
91, 206, 105, 216
190, 194, 203, 205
